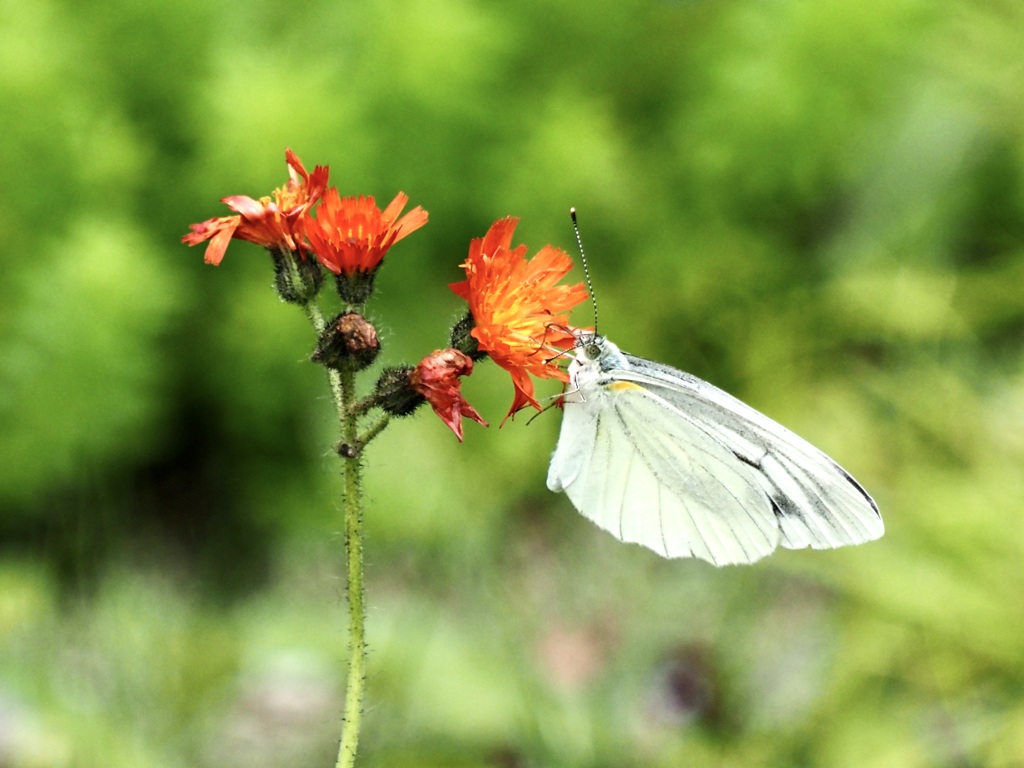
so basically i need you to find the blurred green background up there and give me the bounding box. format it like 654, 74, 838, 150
2, 0, 1023, 765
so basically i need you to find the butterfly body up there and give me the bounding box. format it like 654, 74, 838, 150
546, 333, 884, 566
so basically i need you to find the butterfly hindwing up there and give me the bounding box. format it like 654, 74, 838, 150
549, 378, 781, 565
617, 354, 884, 551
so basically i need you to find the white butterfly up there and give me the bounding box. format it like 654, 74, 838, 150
547, 331, 884, 566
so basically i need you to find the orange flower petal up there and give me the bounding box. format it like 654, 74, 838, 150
305, 190, 428, 275
182, 148, 328, 264
183, 215, 241, 265
450, 217, 588, 423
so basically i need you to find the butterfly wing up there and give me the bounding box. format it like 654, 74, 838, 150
616, 354, 884, 552
548, 379, 782, 565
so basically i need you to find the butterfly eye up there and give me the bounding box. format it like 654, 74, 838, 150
584, 342, 602, 360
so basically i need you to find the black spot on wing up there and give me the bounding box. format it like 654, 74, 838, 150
732, 450, 762, 469
770, 496, 806, 528
835, 463, 882, 517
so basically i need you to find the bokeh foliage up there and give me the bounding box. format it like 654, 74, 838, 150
2, 0, 1023, 765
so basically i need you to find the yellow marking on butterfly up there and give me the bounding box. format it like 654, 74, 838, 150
608, 381, 644, 393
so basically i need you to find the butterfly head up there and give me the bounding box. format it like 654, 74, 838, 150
571, 329, 626, 374
571, 328, 603, 360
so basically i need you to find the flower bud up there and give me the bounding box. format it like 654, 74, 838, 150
311, 311, 381, 371
374, 366, 425, 417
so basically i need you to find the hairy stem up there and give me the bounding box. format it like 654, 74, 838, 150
336, 360, 365, 768
304, 302, 346, 428
356, 414, 391, 452
304, 296, 366, 768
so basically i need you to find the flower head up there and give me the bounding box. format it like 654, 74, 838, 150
410, 349, 488, 441
183, 148, 328, 265
450, 217, 588, 422
304, 189, 428, 276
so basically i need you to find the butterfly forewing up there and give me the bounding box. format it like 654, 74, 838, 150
617, 354, 884, 550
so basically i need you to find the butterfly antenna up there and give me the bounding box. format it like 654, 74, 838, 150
570, 207, 598, 337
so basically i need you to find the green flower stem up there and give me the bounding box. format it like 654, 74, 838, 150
303, 303, 346, 428
302, 298, 366, 768
357, 414, 391, 450
336, 360, 365, 768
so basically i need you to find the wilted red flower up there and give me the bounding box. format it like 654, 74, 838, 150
182, 148, 328, 265
304, 189, 428, 275
410, 349, 488, 441
450, 217, 588, 422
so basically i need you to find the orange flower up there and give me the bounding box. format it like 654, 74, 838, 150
410, 349, 488, 441
304, 189, 428, 275
182, 148, 328, 265
450, 217, 588, 422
